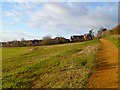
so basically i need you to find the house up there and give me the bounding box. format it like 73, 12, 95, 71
54, 37, 70, 44
97, 28, 107, 38
70, 35, 84, 42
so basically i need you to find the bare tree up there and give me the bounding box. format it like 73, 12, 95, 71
21, 38, 25, 41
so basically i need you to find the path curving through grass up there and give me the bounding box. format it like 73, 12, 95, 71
87, 38, 118, 88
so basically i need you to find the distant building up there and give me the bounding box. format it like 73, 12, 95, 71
97, 28, 107, 38
70, 35, 84, 42
54, 37, 70, 44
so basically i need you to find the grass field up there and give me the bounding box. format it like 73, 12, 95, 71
2, 39, 100, 88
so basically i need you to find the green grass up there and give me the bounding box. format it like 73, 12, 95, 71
2, 39, 100, 88
104, 35, 120, 48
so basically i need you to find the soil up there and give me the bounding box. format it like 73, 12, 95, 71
87, 38, 118, 88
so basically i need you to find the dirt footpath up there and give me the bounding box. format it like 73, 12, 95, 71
87, 38, 118, 88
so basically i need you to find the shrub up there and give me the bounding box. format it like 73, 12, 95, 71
41, 36, 53, 45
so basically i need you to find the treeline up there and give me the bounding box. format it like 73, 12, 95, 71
1, 31, 94, 47
1, 29, 96, 47
1, 36, 70, 47
1, 29, 95, 47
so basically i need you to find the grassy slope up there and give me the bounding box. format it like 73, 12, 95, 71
2, 39, 100, 88
104, 35, 120, 48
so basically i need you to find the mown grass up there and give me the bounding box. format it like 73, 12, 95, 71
104, 35, 120, 48
2, 39, 100, 88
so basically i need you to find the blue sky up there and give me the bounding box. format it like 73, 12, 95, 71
1, 2, 118, 41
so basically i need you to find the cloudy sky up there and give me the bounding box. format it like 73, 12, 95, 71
1, 1, 118, 41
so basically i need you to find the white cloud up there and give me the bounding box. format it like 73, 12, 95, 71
27, 2, 117, 34
2, 2, 118, 41
4, 10, 21, 17
44, 3, 67, 15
